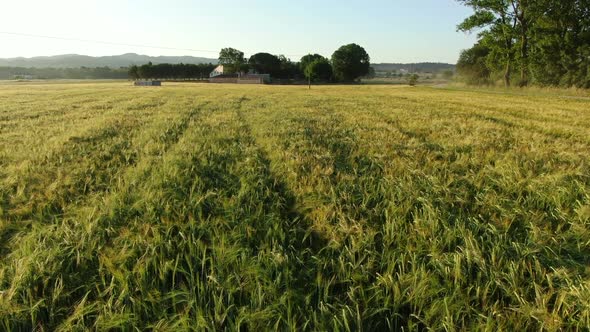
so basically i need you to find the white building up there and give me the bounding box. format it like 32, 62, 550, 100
208, 65, 271, 84
209, 65, 225, 78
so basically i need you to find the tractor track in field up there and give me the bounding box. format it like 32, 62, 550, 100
371, 94, 590, 147
59, 97, 332, 329
0, 94, 162, 125
431, 85, 590, 102
0, 101, 213, 328
379, 91, 590, 136
0, 101, 209, 260
234, 99, 337, 323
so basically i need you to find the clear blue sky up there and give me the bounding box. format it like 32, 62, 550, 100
0, 0, 477, 63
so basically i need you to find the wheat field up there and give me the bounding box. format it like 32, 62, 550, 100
1, 82, 589, 330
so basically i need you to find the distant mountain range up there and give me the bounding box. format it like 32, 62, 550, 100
0, 53, 218, 68
0, 54, 455, 73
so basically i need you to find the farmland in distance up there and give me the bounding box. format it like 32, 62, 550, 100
1, 82, 590, 330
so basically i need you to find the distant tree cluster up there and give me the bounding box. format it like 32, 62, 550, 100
374, 63, 455, 73
125, 43, 373, 83
128, 62, 217, 80
213, 43, 371, 83
0, 66, 128, 80
456, 0, 590, 88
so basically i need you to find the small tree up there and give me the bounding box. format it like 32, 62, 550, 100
407, 74, 419, 86
364, 67, 376, 79
442, 70, 454, 80
299, 54, 325, 72
128, 65, 139, 80
304, 58, 333, 82
138, 62, 154, 80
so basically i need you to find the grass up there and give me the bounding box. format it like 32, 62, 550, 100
0, 81, 589, 331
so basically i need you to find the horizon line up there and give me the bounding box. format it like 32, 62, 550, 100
0, 53, 457, 65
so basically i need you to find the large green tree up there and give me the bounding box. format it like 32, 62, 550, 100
458, 0, 590, 88
529, 0, 590, 87
511, 0, 533, 86
277, 55, 301, 79
457, 0, 519, 87
331, 44, 371, 82
299, 54, 326, 72
304, 58, 333, 82
218, 48, 246, 74
248, 53, 282, 76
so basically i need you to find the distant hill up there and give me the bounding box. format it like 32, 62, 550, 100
0, 53, 218, 68
372, 62, 455, 73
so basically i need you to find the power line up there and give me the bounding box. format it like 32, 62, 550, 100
0, 31, 307, 58
0, 31, 219, 53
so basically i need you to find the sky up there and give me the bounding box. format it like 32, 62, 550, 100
0, 0, 478, 63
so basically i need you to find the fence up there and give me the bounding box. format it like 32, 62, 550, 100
134, 81, 162, 86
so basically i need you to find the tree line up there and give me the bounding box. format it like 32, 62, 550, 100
0, 66, 129, 80
128, 63, 217, 80
456, 0, 590, 88
130, 43, 372, 83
